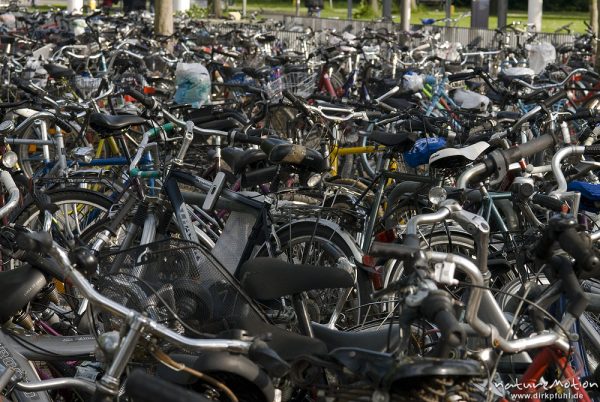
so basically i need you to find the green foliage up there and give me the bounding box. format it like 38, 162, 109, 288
352, 0, 376, 18
187, 4, 209, 18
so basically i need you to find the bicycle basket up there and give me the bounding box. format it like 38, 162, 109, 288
73, 76, 102, 99
96, 239, 265, 334
266, 71, 317, 100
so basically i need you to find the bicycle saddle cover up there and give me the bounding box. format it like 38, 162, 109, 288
568, 181, 600, 212
428, 141, 489, 169
0, 265, 47, 323
403, 136, 447, 168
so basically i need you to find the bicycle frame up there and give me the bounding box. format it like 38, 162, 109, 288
513, 347, 591, 402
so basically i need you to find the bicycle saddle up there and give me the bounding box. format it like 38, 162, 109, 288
369, 130, 415, 151
194, 117, 241, 131
221, 147, 267, 174
0, 265, 47, 323
90, 113, 147, 135
429, 141, 490, 169
261, 138, 327, 173
43, 63, 75, 79
311, 323, 401, 352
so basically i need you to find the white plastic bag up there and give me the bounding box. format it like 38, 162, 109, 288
0, 13, 16, 31
526, 43, 556, 74
436, 41, 462, 62
174, 63, 211, 106
402, 72, 424, 92
503, 67, 535, 77
453, 89, 490, 112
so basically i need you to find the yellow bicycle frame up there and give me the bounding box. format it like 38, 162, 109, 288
328, 144, 399, 177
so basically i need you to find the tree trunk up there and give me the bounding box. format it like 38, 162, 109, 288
370, 0, 378, 15
592, 0, 599, 35
154, 0, 173, 36
214, 0, 222, 18
410, 0, 416, 10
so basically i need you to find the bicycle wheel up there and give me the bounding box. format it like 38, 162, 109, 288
256, 221, 372, 330
13, 189, 113, 243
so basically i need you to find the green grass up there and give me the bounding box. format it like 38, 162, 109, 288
228, 1, 589, 33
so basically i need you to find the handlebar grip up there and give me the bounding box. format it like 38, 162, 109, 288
370, 240, 420, 259
448, 72, 475, 83
283, 90, 309, 113
230, 133, 262, 146
531, 193, 565, 212
125, 370, 212, 402
584, 144, 600, 156
13, 78, 45, 97
421, 291, 466, 357
123, 88, 158, 110
558, 228, 600, 275
552, 255, 589, 317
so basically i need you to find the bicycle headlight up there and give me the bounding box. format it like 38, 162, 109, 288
307, 173, 322, 188
428, 186, 447, 206
1, 151, 18, 169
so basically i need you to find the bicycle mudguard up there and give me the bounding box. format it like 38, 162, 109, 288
156, 352, 275, 402
259, 218, 363, 264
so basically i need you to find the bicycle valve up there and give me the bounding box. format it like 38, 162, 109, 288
172, 121, 194, 166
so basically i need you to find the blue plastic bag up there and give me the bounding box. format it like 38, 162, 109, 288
403, 137, 447, 168
174, 63, 211, 106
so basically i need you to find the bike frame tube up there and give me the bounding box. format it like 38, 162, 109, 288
514, 347, 591, 402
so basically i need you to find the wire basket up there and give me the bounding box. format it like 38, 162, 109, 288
96, 239, 265, 335
73, 76, 102, 99
267, 71, 317, 100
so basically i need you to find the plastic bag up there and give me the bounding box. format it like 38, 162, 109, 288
402, 72, 423, 92
526, 43, 556, 74
453, 89, 490, 112
435, 41, 462, 62
404, 137, 447, 168
0, 13, 16, 31
503, 67, 535, 77
174, 63, 211, 107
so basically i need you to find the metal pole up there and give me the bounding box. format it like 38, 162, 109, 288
242, 0, 246, 17
470, 0, 490, 29
296, 0, 300, 16
400, 0, 410, 31
497, 0, 507, 28
383, 0, 391, 21
527, 0, 542, 32
347, 0, 352, 19
445, 0, 451, 27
